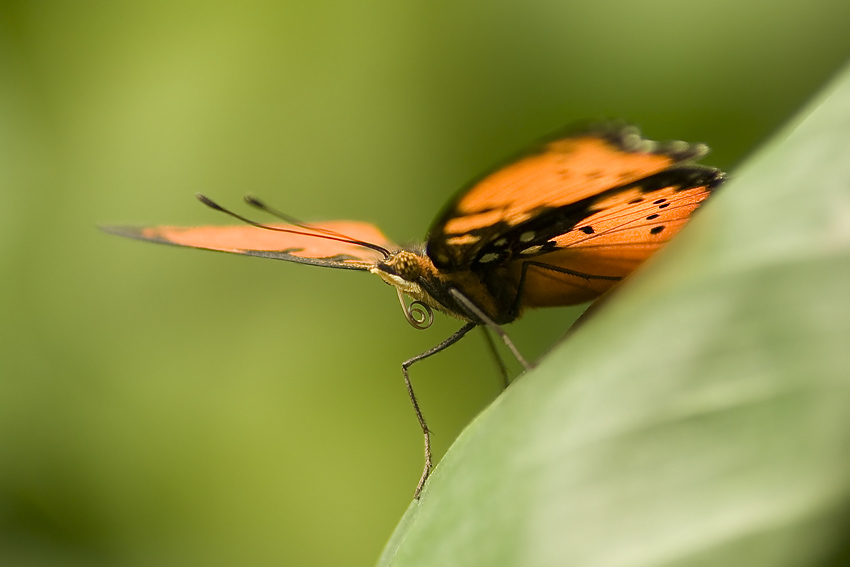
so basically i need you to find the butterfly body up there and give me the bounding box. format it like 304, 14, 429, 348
104, 122, 725, 497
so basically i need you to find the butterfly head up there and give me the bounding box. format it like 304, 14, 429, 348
372, 249, 431, 296
371, 249, 454, 326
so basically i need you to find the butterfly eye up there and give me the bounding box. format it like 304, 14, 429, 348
379, 251, 423, 281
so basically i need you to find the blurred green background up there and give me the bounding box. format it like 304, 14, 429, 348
1, 1, 849, 566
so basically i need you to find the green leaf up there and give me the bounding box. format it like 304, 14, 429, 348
378, 62, 850, 567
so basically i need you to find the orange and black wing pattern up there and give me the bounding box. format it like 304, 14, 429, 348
488, 165, 723, 309
102, 221, 397, 270
426, 123, 724, 313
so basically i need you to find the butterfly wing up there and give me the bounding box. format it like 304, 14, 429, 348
102, 221, 397, 270
482, 165, 724, 309
426, 123, 712, 271
425, 124, 724, 318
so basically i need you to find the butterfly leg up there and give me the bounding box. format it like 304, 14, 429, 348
448, 288, 532, 370
403, 321, 477, 499
480, 326, 510, 389
509, 261, 622, 319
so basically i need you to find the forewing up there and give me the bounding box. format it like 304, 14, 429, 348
103, 221, 396, 270
427, 123, 710, 270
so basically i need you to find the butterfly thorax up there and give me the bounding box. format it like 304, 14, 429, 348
371, 249, 504, 325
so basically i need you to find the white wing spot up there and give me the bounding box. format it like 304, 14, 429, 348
446, 234, 480, 246
478, 253, 500, 263
634, 139, 658, 153
493, 238, 508, 247
520, 231, 535, 243
622, 132, 642, 151
667, 140, 689, 153
520, 245, 543, 256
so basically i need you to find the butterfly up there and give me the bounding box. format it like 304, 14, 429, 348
104, 122, 725, 498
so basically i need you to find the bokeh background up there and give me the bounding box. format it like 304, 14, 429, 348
2, 1, 849, 566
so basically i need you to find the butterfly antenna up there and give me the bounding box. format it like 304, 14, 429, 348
243, 194, 391, 258
196, 194, 390, 258
244, 195, 309, 226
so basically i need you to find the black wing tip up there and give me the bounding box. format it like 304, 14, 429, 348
645, 163, 727, 194
555, 120, 711, 162
707, 168, 728, 190
99, 224, 143, 238
99, 224, 171, 245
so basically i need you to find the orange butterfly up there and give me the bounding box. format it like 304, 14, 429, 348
104, 122, 724, 497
